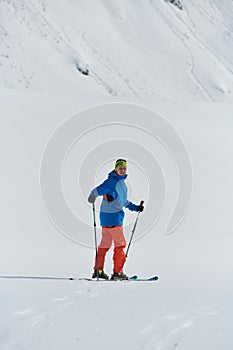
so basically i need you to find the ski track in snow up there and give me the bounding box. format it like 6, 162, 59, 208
1, 0, 132, 97
0, 0, 89, 91
1, 0, 233, 99
21, 0, 86, 67
156, 0, 233, 99
187, 0, 233, 76
0, 279, 232, 350
121, 304, 229, 350
182, 2, 233, 78
78, 28, 142, 97
0, 283, 86, 350
151, 0, 213, 101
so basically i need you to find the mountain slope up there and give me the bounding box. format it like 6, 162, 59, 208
1, 0, 233, 100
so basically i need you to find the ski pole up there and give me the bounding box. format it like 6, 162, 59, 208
92, 202, 99, 280
126, 200, 144, 258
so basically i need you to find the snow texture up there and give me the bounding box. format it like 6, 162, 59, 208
1, 0, 233, 100
1, 93, 233, 350
1, 1, 233, 349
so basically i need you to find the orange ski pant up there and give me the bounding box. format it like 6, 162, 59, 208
94, 226, 126, 273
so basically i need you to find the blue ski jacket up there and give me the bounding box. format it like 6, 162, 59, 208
90, 171, 138, 226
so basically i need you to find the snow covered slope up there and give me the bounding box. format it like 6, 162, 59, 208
1, 0, 233, 100
1, 1, 233, 349
1, 93, 233, 350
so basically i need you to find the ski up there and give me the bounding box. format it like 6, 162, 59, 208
133, 276, 159, 281
0, 275, 75, 281
79, 275, 159, 282
129, 275, 138, 280
79, 275, 138, 282
0, 275, 158, 282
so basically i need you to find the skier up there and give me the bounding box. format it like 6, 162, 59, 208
88, 159, 144, 280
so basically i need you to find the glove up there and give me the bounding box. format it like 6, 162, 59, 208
88, 191, 96, 203
137, 203, 144, 212
105, 194, 114, 202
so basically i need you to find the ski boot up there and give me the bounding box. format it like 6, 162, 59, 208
92, 270, 109, 280
110, 271, 128, 280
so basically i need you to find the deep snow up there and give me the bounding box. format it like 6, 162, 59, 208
1, 1, 233, 349
1, 93, 233, 349
1, 0, 233, 100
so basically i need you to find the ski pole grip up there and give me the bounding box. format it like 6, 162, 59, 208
140, 200, 144, 206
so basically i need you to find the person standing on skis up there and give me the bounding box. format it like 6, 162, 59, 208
88, 159, 144, 280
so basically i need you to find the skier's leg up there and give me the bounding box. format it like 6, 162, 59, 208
94, 227, 112, 270
111, 226, 126, 273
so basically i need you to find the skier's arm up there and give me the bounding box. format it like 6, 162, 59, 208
88, 180, 117, 203
125, 200, 138, 212
125, 200, 144, 212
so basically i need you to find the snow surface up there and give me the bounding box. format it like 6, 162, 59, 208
1, 0, 233, 100
1, 1, 233, 349
1, 93, 233, 349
